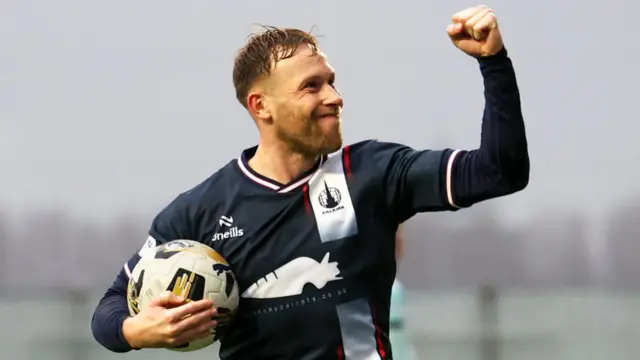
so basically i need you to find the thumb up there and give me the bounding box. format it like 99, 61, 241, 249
149, 291, 185, 307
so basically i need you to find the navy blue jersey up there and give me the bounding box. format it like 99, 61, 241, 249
132, 141, 453, 359
92, 48, 528, 360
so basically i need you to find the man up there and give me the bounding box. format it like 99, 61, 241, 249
389, 225, 419, 359
92, 5, 529, 359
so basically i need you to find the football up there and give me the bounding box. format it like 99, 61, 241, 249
126, 239, 240, 352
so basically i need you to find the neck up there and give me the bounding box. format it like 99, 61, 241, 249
248, 140, 320, 185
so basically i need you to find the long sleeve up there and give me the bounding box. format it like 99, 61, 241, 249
91, 269, 135, 352
448, 47, 530, 208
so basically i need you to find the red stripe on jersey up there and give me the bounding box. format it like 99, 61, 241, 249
370, 305, 387, 359
343, 146, 352, 178
337, 345, 344, 360
303, 184, 311, 214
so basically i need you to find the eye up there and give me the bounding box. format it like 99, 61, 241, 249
304, 81, 320, 90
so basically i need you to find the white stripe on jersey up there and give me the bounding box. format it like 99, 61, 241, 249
446, 149, 462, 208
123, 262, 132, 279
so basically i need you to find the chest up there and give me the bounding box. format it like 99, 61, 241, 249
196, 161, 395, 298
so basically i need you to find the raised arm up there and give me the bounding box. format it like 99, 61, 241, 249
446, 47, 528, 208
371, 5, 528, 223
444, 5, 529, 207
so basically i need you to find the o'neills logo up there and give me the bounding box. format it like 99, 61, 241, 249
212, 227, 244, 241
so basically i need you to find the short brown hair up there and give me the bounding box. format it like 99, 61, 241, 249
232, 26, 320, 108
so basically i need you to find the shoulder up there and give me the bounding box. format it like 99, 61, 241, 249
344, 139, 396, 153
345, 139, 416, 159
338, 140, 408, 180
150, 160, 239, 239
341, 139, 383, 164
343, 140, 423, 177
163, 160, 238, 214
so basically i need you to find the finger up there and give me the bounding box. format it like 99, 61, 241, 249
173, 319, 217, 346
446, 23, 464, 37
172, 307, 217, 335
195, 325, 216, 341
465, 8, 492, 39
169, 299, 214, 322
452, 5, 487, 23
472, 12, 498, 39
149, 291, 186, 307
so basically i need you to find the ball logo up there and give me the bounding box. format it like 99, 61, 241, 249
127, 269, 145, 314
318, 181, 342, 209
210, 263, 236, 298
167, 268, 206, 301
213, 263, 232, 276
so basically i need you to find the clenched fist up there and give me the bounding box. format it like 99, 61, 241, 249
447, 5, 504, 57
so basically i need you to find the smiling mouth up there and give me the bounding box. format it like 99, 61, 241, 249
317, 114, 339, 119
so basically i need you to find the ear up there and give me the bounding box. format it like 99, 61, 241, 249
247, 90, 271, 122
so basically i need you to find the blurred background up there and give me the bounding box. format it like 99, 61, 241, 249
3, 0, 639, 359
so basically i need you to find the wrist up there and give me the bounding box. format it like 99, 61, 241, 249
477, 46, 507, 61
121, 316, 141, 350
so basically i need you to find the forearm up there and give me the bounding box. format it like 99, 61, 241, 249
449, 48, 529, 207
91, 272, 135, 353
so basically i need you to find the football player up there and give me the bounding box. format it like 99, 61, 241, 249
92, 5, 529, 359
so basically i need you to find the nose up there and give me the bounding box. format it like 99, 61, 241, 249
323, 85, 343, 108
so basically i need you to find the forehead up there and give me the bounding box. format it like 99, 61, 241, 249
271, 44, 334, 83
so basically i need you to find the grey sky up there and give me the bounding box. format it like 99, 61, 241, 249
3, 0, 638, 223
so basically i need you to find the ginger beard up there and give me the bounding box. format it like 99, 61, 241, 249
272, 104, 343, 157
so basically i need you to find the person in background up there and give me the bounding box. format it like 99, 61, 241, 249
390, 225, 418, 359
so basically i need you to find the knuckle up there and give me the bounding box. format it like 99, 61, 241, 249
165, 324, 177, 336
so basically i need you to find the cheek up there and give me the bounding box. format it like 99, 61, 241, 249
275, 98, 319, 129
301, 96, 322, 115
275, 107, 308, 133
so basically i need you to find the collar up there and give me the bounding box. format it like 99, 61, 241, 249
236, 146, 326, 193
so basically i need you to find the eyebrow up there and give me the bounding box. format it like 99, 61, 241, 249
299, 70, 335, 86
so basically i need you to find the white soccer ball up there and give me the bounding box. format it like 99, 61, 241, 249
126, 239, 239, 352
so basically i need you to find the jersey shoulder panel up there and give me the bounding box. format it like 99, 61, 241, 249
344, 139, 376, 156
342, 139, 377, 173
177, 160, 237, 208
345, 139, 404, 172
150, 160, 238, 242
